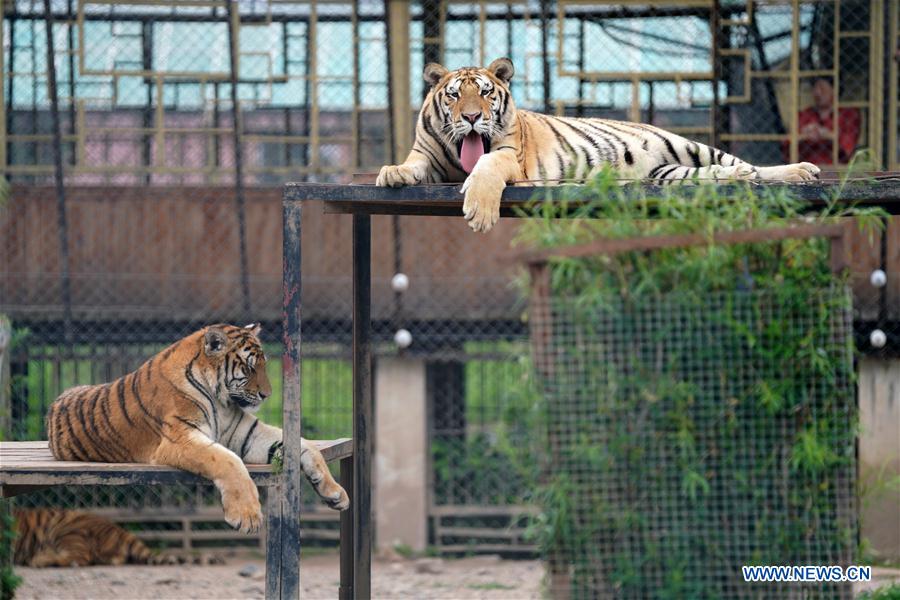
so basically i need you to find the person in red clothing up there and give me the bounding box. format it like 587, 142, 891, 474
784, 77, 860, 165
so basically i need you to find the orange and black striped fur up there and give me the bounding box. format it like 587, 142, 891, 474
47, 324, 348, 534
12, 508, 158, 567
377, 57, 821, 233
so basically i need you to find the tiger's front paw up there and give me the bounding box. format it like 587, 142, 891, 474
221, 479, 262, 534
376, 164, 420, 188
321, 481, 350, 511
461, 173, 503, 233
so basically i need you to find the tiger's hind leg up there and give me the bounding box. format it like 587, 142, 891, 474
648, 161, 820, 184
648, 163, 756, 184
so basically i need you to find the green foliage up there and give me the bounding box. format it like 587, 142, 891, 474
510, 168, 882, 597
1, 502, 21, 600
392, 542, 415, 559
270, 446, 284, 475
858, 584, 900, 600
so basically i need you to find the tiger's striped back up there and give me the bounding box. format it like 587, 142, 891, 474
12, 508, 158, 567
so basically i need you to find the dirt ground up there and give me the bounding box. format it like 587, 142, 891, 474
14, 554, 900, 599
14, 553, 544, 600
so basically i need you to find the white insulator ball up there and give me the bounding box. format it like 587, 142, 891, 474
391, 273, 409, 292
870, 269, 887, 288
870, 329, 887, 348
394, 328, 412, 348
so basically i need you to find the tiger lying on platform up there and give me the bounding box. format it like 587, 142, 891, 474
376, 57, 820, 233
46, 324, 349, 535
12, 508, 171, 567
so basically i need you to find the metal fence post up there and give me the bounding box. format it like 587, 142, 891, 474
280, 198, 304, 599
41, 0, 73, 345
0, 316, 10, 439
226, 0, 253, 320
352, 213, 372, 599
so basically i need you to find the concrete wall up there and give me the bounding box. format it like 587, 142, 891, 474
858, 358, 900, 560
374, 357, 428, 552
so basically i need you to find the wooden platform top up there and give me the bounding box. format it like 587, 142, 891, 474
0, 439, 352, 496
283, 177, 900, 216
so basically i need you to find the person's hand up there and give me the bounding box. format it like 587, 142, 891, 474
800, 122, 830, 141
800, 122, 819, 140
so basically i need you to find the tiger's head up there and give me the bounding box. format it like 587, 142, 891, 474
202, 323, 271, 412
423, 57, 516, 173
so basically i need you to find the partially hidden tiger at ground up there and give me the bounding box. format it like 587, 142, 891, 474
377, 57, 820, 233
46, 323, 349, 535
12, 508, 170, 567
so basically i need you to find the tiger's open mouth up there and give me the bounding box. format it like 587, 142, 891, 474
457, 132, 491, 174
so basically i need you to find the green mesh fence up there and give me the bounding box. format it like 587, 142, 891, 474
530, 285, 857, 599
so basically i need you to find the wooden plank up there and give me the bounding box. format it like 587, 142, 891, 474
92, 505, 340, 522
285, 180, 900, 216
429, 504, 539, 517
430, 544, 537, 554
315, 438, 353, 462
434, 526, 529, 540
0, 440, 352, 495
1, 484, 51, 498
0, 439, 350, 465
0, 470, 274, 489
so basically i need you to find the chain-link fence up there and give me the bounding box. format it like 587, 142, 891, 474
2, 0, 898, 557
514, 177, 864, 597
530, 287, 856, 598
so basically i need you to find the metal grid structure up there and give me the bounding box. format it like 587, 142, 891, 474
523, 223, 858, 598
530, 288, 856, 598
1, 0, 898, 556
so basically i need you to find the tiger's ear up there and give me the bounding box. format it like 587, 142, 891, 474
487, 57, 514, 85
244, 323, 262, 337
423, 63, 449, 87
203, 328, 228, 357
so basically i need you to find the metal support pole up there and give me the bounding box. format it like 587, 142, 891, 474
66, 0, 75, 146
710, 0, 720, 149
264, 484, 283, 600
422, 0, 442, 92
577, 16, 585, 118
339, 456, 355, 600
352, 213, 372, 600
881, 0, 892, 170
280, 199, 304, 599
226, 0, 252, 319
540, 0, 552, 114
141, 18, 153, 185
352, 0, 362, 168
42, 0, 73, 345
385, 0, 412, 163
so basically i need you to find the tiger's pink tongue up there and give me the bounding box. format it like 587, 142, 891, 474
460, 132, 484, 174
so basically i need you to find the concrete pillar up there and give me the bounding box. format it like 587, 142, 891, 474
374, 357, 427, 552
858, 357, 900, 561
